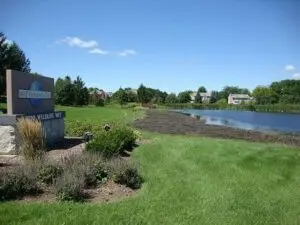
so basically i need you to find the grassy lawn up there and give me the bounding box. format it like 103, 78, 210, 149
56, 105, 144, 123
1, 132, 300, 224
1, 107, 300, 224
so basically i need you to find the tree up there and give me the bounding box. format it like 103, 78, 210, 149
137, 84, 152, 103
197, 86, 207, 93
165, 93, 178, 104
252, 86, 277, 105
219, 86, 250, 100
55, 76, 74, 105
194, 92, 202, 103
0, 32, 31, 95
270, 79, 300, 104
209, 91, 220, 104
178, 91, 192, 103
55, 76, 89, 106
112, 88, 128, 106
73, 76, 89, 106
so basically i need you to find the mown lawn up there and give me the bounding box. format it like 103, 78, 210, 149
1, 131, 300, 224
56, 105, 144, 123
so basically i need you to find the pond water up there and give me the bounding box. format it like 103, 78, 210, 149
175, 109, 300, 134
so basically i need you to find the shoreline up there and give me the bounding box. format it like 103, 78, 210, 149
133, 110, 300, 147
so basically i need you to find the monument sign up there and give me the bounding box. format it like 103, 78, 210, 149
6, 69, 54, 114
0, 70, 65, 154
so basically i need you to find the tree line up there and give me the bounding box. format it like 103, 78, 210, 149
2, 31, 300, 106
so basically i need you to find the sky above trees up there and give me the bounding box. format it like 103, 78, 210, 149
1, 0, 299, 93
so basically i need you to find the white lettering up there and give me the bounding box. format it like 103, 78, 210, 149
18, 89, 51, 99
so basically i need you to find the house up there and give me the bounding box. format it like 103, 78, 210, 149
190, 92, 197, 103
228, 94, 252, 105
190, 91, 212, 103
89, 89, 109, 99
89, 89, 110, 104
200, 92, 211, 103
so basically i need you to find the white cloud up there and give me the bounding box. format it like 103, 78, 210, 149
285, 65, 295, 71
61, 37, 98, 48
88, 48, 109, 55
118, 49, 137, 57
292, 73, 300, 79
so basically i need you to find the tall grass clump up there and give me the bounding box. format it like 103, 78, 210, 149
17, 118, 45, 159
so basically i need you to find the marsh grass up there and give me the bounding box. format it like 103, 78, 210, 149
17, 118, 45, 159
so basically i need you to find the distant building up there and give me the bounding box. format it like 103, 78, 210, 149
228, 94, 252, 105
190, 91, 211, 103
89, 89, 111, 104
190, 92, 197, 103
89, 89, 109, 99
200, 92, 211, 103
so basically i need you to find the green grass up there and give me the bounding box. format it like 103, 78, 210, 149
1, 132, 300, 224
56, 105, 144, 123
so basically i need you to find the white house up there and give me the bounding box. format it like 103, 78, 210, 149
190, 91, 212, 103
228, 94, 252, 105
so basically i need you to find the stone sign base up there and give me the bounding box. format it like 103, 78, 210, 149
0, 125, 20, 154
0, 111, 65, 155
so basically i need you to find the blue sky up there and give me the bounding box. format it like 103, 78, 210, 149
1, 0, 299, 93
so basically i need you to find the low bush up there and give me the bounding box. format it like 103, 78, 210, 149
95, 98, 105, 107
86, 124, 137, 157
60, 153, 107, 188
83, 163, 108, 188
55, 173, 85, 202
38, 164, 63, 184
122, 103, 138, 109
109, 158, 142, 189
65, 120, 101, 136
17, 118, 45, 159
0, 165, 40, 200
133, 106, 145, 111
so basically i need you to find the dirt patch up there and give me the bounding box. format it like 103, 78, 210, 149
86, 180, 136, 203
133, 110, 300, 147
15, 181, 136, 204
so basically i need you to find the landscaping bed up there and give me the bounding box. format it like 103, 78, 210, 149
133, 110, 300, 147
0, 121, 143, 203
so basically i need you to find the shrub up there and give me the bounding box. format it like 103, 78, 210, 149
83, 163, 108, 188
17, 118, 45, 159
122, 103, 138, 109
109, 158, 142, 189
95, 98, 105, 107
114, 125, 136, 151
86, 130, 123, 157
55, 173, 85, 202
60, 153, 107, 188
65, 120, 101, 136
133, 106, 145, 111
0, 165, 40, 200
37, 164, 63, 184
86, 125, 137, 157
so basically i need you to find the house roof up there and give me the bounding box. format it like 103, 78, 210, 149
229, 94, 251, 98
89, 89, 105, 95
200, 92, 211, 97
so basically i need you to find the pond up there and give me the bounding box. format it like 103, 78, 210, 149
175, 109, 300, 134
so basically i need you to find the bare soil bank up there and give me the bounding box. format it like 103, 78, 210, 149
133, 110, 300, 147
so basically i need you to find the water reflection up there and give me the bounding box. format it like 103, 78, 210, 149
175, 109, 300, 134
188, 113, 273, 132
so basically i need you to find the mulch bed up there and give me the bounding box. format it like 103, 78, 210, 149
133, 110, 300, 147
